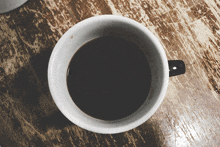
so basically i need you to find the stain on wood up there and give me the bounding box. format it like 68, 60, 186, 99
1, 0, 220, 146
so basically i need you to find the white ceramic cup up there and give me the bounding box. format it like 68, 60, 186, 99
0, 0, 28, 14
48, 15, 182, 134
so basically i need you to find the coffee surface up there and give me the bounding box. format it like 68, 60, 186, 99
67, 36, 151, 120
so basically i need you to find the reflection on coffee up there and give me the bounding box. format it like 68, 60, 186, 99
67, 36, 151, 120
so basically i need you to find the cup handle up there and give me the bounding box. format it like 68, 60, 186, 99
168, 60, 185, 77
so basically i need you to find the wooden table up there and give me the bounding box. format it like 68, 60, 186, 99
1, 0, 220, 146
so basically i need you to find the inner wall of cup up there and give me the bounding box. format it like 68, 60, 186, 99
50, 16, 168, 133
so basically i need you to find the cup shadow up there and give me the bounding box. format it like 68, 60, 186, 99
7, 49, 74, 133
102, 120, 166, 146
137, 120, 165, 146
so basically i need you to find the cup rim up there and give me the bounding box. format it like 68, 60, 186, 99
48, 15, 169, 134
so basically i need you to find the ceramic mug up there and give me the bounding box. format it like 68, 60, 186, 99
0, 0, 28, 14
48, 15, 185, 134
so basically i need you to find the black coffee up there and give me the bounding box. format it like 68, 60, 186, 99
67, 36, 151, 120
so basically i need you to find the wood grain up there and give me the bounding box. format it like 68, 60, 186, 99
1, 0, 220, 146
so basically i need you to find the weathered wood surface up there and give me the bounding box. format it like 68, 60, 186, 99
1, 0, 220, 146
